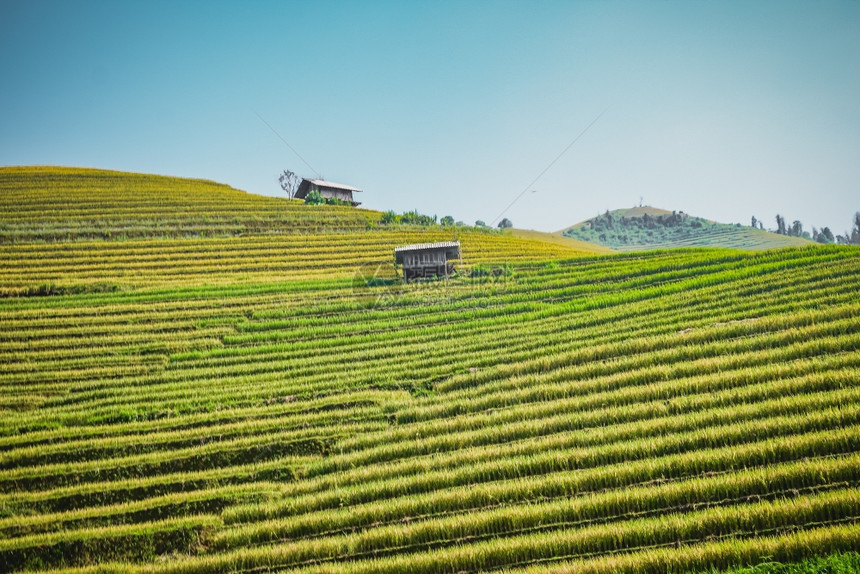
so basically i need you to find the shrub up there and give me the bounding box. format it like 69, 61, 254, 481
381, 210, 400, 224
324, 196, 351, 206
400, 211, 436, 226
304, 190, 325, 205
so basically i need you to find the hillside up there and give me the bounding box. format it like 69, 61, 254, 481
509, 228, 615, 254
561, 206, 813, 251
1, 168, 860, 574
0, 168, 596, 295
0, 166, 381, 242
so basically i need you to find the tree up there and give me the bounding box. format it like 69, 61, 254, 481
475, 220, 487, 227
790, 220, 803, 238
751, 216, 757, 229
775, 214, 786, 235
852, 212, 860, 245
440, 215, 455, 226
278, 169, 299, 199
820, 226, 835, 244
642, 213, 654, 229
498, 218, 513, 229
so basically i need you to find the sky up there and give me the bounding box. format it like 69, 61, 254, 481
1, 0, 858, 233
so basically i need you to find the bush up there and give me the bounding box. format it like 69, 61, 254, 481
400, 210, 437, 226
324, 196, 351, 206
304, 190, 325, 205
381, 210, 400, 225
378, 209, 447, 227
304, 191, 351, 206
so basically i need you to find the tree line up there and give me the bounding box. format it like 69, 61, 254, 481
753, 212, 860, 245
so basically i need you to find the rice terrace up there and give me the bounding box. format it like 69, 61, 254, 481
1, 165, 860, 574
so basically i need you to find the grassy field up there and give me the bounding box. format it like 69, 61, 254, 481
560, 206, 813, 251
1, 167, 859, 573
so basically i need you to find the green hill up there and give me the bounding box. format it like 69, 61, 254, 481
561, 206, 814, 251
1, 168, 859, 574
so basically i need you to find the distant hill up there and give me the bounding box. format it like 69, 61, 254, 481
560, 206, 814, 251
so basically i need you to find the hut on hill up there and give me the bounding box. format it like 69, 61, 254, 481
294, 179, 362, 206
394, 241, 461, 281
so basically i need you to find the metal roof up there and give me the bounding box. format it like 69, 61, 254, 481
394, 241, 460, 253
305, 179, 362, 192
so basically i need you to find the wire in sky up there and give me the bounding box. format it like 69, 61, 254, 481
254, 111, 321, 179
491, 108, 607, 226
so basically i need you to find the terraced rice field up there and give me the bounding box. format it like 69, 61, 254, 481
1, 167, 859, 573
0, 166, 379, 242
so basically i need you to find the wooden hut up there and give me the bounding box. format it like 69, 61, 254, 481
394, 241, 461, 280
294, 179, 362, 206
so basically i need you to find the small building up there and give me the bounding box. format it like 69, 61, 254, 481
294, 178, 362, 206
394, 241, 461, 281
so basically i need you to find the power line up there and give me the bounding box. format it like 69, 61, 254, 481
491, 108, 607, 227
254, 111, 321, 179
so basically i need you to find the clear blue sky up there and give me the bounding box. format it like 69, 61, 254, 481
1, 0, 858, 233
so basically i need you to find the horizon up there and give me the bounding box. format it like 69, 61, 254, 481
1, 1, 858, 233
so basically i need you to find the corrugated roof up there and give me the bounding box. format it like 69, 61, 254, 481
306, 179, 362, 192
394, 241, 460, 252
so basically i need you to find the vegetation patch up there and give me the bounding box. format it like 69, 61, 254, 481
562, 207, 815, 250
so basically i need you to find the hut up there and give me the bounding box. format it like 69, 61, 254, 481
394, 241, 461, 281
294, 179, 362, 206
